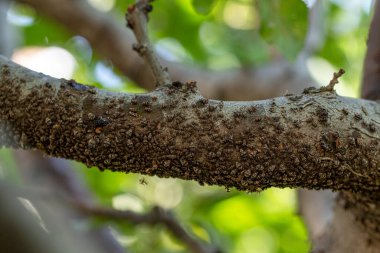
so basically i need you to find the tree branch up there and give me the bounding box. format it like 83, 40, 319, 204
78, 204, 220, 253
1, 56, 379, 196
126, 0, 171, 87
13, 150, 130, 253
324, 68, 345, 91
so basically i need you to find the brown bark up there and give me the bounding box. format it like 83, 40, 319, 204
1, 56, 379, 196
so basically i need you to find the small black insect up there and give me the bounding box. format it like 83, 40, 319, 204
68, 79, 88, 91
144, 4, 153, 13
93, 116, 110, 127
172, 81, 183, 88
139, 177, 148, 185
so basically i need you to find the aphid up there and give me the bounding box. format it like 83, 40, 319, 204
208, 105, 216, 112
131, 96, 138, 105
87, 112, 96, 121
248, 106, 256, 113
186, 80, 197, 89
197, 98, 208, 106
142, 100, 151, 107
45, 117, 52, 125
368, 123, 376, 132
129, 111, 138, 117
132, 43, 146, 55
354, 113, 363, 121
87, 88, 96, 94
139, 177, 148, 185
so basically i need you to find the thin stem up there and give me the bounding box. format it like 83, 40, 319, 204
325, 68, 345, 91
126, 0, 171, 87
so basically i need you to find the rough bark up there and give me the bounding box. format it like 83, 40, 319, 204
1, 56, 379, 196
14, 0, 336, 247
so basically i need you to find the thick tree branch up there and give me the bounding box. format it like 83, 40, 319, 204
78, 204, 220, 253
1, 56, 379, 197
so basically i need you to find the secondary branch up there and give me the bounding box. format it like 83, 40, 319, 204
126, 0, 171, 87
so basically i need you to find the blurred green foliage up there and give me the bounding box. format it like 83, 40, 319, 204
257, 0, 308, 61
0, 0, 373, 252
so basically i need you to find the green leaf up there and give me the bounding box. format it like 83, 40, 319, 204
258, 0, 308, 61
191, 0, 218, 15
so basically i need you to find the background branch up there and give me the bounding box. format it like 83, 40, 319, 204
362, 0, 380, 100
13, 150, 128, 253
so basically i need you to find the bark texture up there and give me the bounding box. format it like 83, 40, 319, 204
1, 56, 379, 196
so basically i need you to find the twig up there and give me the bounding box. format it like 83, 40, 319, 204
325, 68, 345, 91
126, 0, 171, 87
78, 204, 221, 253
